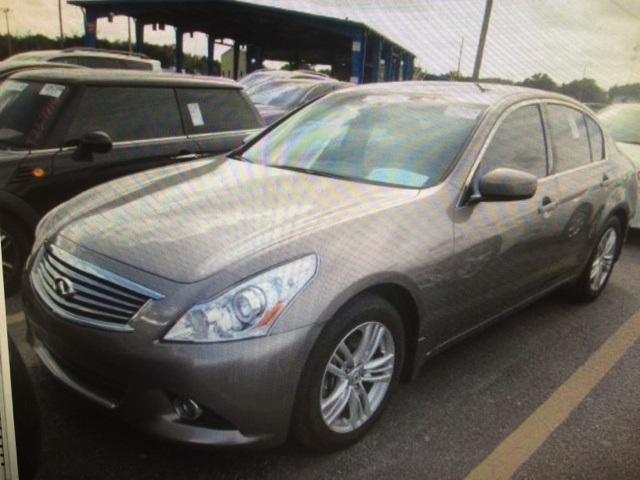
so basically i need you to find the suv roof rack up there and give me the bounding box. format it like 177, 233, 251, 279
61, 47, 152, 60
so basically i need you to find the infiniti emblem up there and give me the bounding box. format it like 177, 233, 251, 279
54, 277, 76, 299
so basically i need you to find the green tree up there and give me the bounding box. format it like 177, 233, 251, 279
559, 78, 607, 104
520, 73, 557, 92
609, 83, 640, 102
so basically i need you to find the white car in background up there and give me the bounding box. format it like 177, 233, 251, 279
599, 103, 640, 228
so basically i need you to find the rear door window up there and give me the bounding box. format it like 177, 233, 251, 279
546, 104, 592, 173
176, 88, 260, 134
65, 86, 183, 143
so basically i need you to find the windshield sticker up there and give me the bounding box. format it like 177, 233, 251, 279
40, 84, 66, 98
6, 81, 29, 92
445, 106, 482, 120
188, 103, 205, 126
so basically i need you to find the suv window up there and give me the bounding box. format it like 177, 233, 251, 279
65, 86, 183, 143
0, 80, 71, 149
477, 105, 547, 179
546, 104, 592, 173
176, 88, 259, 134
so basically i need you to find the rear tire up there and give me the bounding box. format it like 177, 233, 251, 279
291, 294, 405, 451
568, 216, 621, 302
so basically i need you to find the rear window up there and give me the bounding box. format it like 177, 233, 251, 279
0, 79, 71, 149
176, 88, 260, 134
65, 86, 183, 143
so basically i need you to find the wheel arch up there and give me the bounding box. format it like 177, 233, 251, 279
346, 283, 421, 383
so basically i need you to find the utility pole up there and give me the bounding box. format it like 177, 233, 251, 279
472, 0, 493, 81
456, 37, 464, 80
58, 0, 65, 47
1, 8, 10, 56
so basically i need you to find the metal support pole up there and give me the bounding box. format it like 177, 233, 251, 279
1, 8, 10, 56
207, 35, 215, 76
472, 0, 493, 81
175, 28, 184, 73
84, 9, 98, 48
135, 19, 145, 53
350, 31, 367, 84
371, 37, 382, 83
233, 42, 240, 80
384, 43, 394, 82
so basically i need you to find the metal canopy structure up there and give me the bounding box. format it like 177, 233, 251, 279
68, 0, 416, 83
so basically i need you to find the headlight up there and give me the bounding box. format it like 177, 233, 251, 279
164, 254, 317, 343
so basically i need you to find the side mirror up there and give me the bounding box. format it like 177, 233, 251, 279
72, 131, 113, 161
474, 168, 538, 202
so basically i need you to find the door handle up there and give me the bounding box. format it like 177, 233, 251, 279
170, 153, 200, 162
538, 196, 558, 214
600, 173, 612, 187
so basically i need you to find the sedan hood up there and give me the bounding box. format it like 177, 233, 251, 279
49, 158, 418, 282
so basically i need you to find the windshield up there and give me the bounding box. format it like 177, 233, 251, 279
242, 91, 486, 188
598, 103, 640, 145
0, 80, 70, 149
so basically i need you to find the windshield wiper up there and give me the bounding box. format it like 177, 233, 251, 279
268, 164, 348, 180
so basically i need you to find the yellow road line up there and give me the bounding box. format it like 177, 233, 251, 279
465, 310, 640, 480
7, 313, 24, 325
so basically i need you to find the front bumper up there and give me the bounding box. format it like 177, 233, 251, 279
23, 280, 322, 449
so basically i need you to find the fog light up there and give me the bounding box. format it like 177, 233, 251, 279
174, 397, 203, 421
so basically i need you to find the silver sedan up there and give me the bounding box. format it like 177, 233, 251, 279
23, 82, 637, 451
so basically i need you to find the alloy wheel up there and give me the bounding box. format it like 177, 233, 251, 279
320, 321, 395, 434
589, 226, 617, 292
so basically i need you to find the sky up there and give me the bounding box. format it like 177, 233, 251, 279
5, 0, 640, 88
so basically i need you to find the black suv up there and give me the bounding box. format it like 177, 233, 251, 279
0, 69, 263, 294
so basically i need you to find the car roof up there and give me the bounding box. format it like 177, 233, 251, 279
341, 81, 581, 107
6, 68, 243, 89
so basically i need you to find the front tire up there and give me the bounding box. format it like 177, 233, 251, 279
569, 216, 621, 302
291, 294, 405, 451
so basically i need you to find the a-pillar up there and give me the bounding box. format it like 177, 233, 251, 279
175, 28, 184, 73
84, 9, 98, 48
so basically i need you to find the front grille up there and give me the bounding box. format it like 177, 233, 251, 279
31, 244, 164, 331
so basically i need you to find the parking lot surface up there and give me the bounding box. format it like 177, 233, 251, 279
6, 232, 640, 480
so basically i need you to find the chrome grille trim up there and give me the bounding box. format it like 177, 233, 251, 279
31, 244, 164, 331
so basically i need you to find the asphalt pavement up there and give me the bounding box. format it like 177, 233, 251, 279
5, 231, 640, 480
